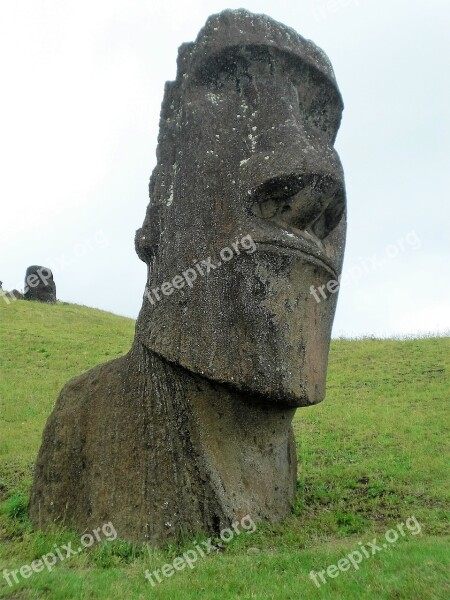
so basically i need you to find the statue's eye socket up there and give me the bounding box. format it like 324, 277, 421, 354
198, 52, 250, 89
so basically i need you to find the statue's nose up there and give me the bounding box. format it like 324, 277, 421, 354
239, 123, 346, 239
249, 171, 345, 240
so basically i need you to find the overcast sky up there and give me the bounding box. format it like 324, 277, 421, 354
1, 0, 449, 337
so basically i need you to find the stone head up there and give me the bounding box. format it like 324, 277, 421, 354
135, 9, 346, 407
24, 265, 56, 303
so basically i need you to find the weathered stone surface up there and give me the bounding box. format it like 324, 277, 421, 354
0, 288, 23, 301
24, 265, 56, 303
30, 9, 346, 545
8, 289, 24, 300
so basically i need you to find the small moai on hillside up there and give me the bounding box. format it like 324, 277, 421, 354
0, 280, 24, 302
7, 290, 24, 301
30, 9, 347, 545
24, 266, 56, 303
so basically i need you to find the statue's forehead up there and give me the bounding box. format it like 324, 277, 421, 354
176, 10, 340, 94
191, 44, 342, 104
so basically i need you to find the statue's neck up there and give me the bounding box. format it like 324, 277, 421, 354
136, 341, 298, 524
187, 373, 298, 522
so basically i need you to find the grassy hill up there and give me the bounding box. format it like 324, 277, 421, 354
0, 299, 449, 599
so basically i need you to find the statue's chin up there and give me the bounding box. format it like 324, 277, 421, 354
220, 378, 325, 409
139, 324, 329, 409
136, 251, 337, 409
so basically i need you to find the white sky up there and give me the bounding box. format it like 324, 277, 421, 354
0, 0, 449, 337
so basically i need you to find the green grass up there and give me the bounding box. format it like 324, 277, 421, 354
0, 299, 449, 599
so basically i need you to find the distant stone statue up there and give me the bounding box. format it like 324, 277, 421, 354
0, 280, 24, 302
4, 289, 24, 301
30, 9, 347, 544
24, 266, 56, 303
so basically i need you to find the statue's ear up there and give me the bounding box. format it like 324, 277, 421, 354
135, 202, 162, 264
135, 75, 183, 264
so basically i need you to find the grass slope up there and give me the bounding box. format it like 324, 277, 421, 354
0, 299, 449, 599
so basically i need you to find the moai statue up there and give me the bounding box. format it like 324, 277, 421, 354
24, 266, 56, 303
30, 10, 346, 545
0, 281, 24, 301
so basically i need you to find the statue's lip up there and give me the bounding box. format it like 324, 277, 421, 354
255, 239, 339, 280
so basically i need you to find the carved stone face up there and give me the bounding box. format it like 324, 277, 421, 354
24, 265, 56, 303
135, 10, 346, 407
